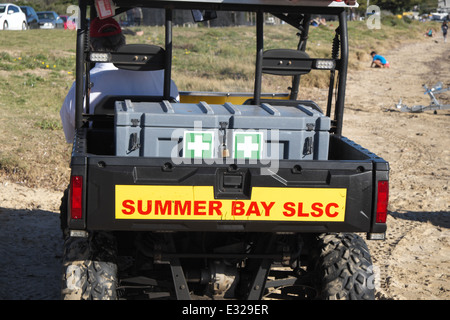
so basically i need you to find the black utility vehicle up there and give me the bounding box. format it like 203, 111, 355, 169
61, 0, 389, 300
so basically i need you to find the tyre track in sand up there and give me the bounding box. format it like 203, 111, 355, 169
0, 182, 63, 300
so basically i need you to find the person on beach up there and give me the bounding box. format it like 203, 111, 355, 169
370, 51, 390, 68
442, 21, 448, 43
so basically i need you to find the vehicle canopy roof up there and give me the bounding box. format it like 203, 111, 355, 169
113, 0, 358, 7
112, 0, 358, 10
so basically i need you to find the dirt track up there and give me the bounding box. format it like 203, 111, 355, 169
0, 38, 449, 300
344, 38, 450, 300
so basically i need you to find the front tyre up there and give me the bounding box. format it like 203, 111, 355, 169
61, 231, 118, 300
311, 233, 375, 300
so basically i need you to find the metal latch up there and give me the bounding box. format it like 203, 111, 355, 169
131, 119, 140, 127
303, 137, 313, 156
127, 132, 140, 154
219, 121, 230, 157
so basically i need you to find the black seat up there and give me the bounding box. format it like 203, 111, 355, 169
89, 44, 175, 123
112, 44, 166, 71
262, 49, 312, 76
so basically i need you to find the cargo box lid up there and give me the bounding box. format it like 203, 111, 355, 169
115, 100, 330, 131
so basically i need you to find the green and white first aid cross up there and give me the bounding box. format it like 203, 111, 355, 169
183, 131, 263, 159
183, 131, 215, 158
233, 132, 263, 159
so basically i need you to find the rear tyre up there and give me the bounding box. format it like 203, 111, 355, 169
311, 233, 375, 300
61, 231, 118, 300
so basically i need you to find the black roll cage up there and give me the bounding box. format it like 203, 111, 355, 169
74, 0, 349, 135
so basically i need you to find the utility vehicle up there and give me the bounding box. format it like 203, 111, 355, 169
61, 0, 389, 300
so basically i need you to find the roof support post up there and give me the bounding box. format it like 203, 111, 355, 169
334, 9, 348, 136
75, 0, 87, 131
164, 8, 173, 100
253, 10, 264, 106
290, 14, 311, 100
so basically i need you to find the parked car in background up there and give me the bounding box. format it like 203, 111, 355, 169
60, 15, 76, 30
431, 12, 449, 21
37, 11, 64, 29
20, 6, 39, 29
0, 3, 27, 30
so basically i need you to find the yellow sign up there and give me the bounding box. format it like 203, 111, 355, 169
115, 186, 346, 222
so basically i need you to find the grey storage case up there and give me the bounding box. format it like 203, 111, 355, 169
114, 99, 330, 160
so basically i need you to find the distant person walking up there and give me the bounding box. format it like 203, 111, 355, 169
134, 7, 143, 26
370, 51, 390, 68
442, 21, 448, 43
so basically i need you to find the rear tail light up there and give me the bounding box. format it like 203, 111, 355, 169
70, 175, 83, 220
376, 180, 389, 223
